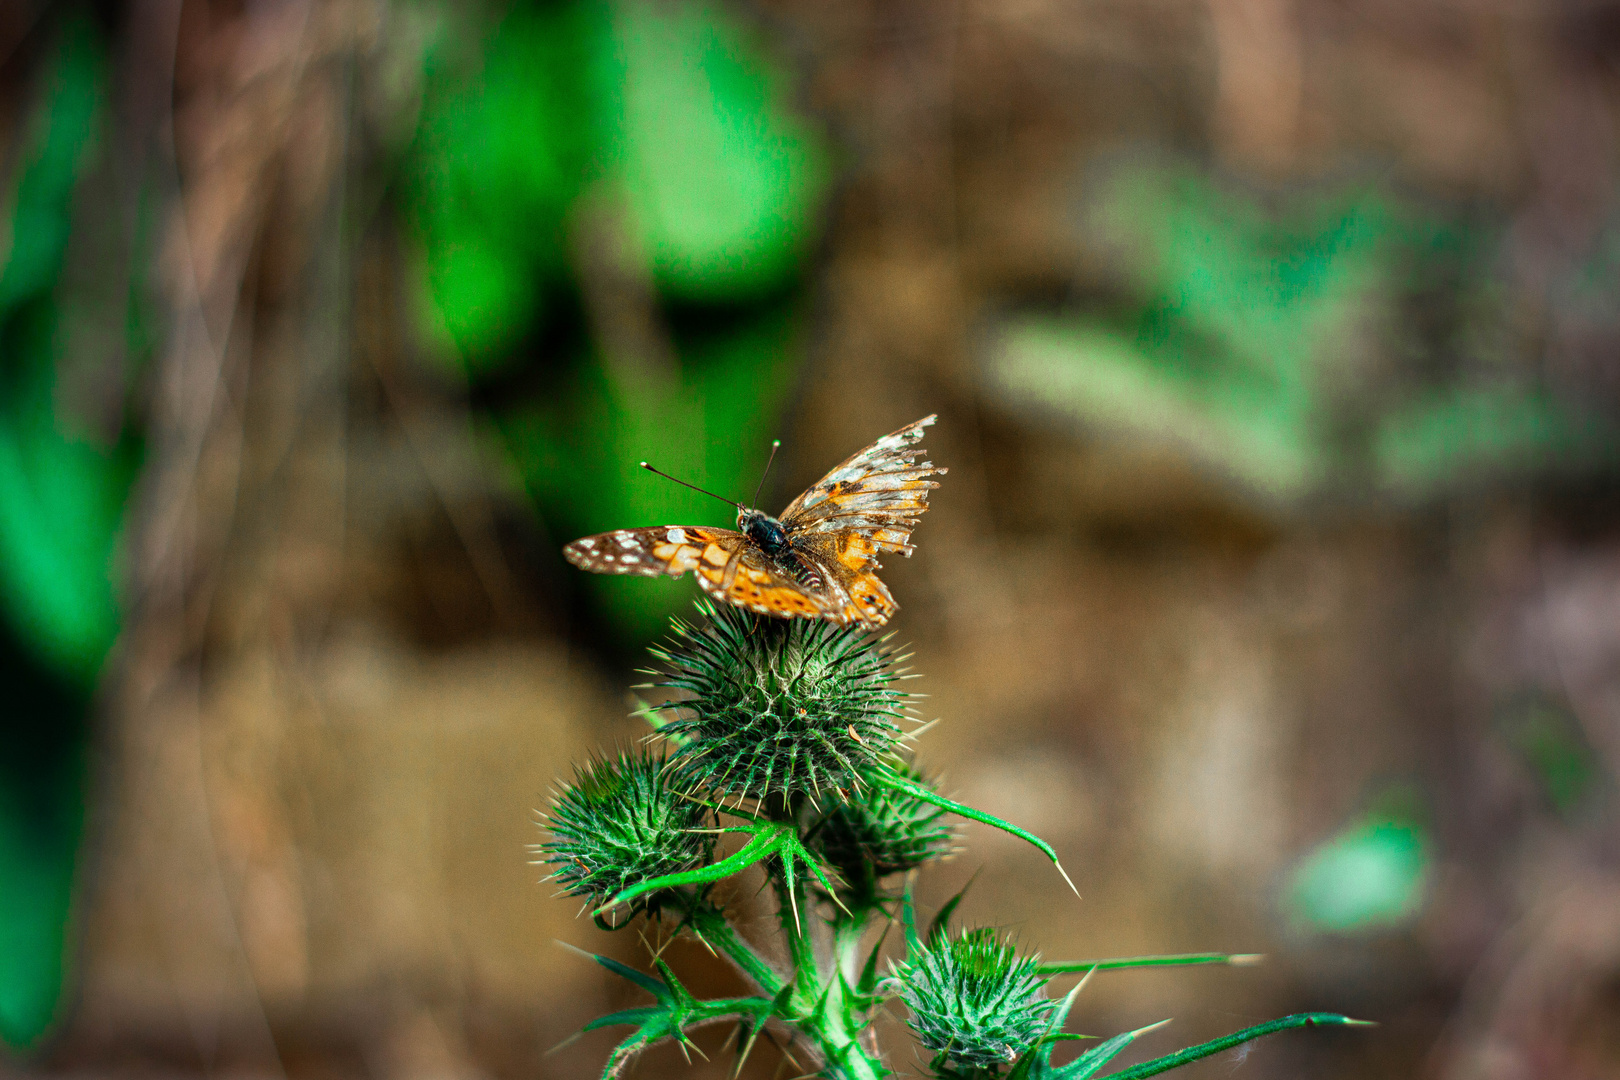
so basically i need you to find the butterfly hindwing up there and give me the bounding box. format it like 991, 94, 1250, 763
563, 526, 743, 578
694, 544, 839, 620
779, 415, 946, 567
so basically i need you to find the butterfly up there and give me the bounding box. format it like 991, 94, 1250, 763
562, 416, 946, 628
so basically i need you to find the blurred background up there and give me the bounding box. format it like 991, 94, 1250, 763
3, 0, 1620, 1077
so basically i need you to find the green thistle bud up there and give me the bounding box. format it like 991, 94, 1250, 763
809, 763, 957, 895
897, 927, 1053, 1073
536, 750, 712, 910
652, 602, 910, 807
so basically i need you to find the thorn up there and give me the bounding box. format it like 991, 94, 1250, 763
544, 1030, 585, 1056
555, 939, 598, 962
1055, 859, 1081, 899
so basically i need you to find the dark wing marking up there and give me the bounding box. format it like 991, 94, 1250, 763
778, 415, 946, 569
563, 526, 744, 578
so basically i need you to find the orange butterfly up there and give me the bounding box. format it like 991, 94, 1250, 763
563, 416, 946, 628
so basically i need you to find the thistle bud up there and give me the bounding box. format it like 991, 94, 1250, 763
809, 763, 956, 896
652, 602, 910, 806
536, 750, 712, 910
896, 927, 1053, 1073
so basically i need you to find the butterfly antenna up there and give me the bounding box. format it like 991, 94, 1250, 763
750, 439, 782, 509
640, 462, 743, 510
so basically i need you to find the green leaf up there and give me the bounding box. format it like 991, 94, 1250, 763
856, 921, 890, 997
1038, 953, 1262, 976
596, 821, 791, 913
564, 945, 774, 1080
876, 767, 1078, 897
926, 874, 976, 945
594, 817, 841, 928
1064, 1021, 1169, 1079
1007, 976, 1093, 1080
1100, 1013, 1369, 1079
607, 0, 828, 299
582, 1006, 665, 1033
900, 879, 922, 955
573, 946, 673, 1000
0, 15, 130, 685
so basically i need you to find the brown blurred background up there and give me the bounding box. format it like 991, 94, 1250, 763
2, 0, 1620, 1077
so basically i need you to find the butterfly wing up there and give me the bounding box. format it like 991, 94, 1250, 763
563, 526, 745, 578
778, 414, 946, 570
694, 544, 839, 621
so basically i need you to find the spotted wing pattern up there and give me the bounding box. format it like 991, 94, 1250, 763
563, 526, 743, 579
778, 414, 947, 573
562, 416, 945, 628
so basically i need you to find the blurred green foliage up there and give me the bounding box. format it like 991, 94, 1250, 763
405, 0, 827, 641
988, 163, 1618, 506
0, 19, 131, 683
0, 13, 140, 1052
1286, 790, 1430, 934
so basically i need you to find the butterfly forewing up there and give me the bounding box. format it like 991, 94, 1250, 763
563, 526, 743, 578
779, 415, 946, 567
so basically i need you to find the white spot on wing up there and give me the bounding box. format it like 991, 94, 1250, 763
666, 528, 687, 544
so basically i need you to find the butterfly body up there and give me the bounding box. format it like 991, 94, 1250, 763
563, 416, 946, 628
739, 509, 790, 557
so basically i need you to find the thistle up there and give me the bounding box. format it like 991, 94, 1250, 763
897, 927, 1053, 1074
651, 601, 909, 807
538, 601, 1365, 1079
536, 750, 712, 914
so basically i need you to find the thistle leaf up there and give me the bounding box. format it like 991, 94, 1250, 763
1038, 953, 1262, 976
1100, 1013, 1371, 1079
927, 873, 977, 945
1061, 1020, 1170, 1079
596, 822, 789, 914
874, 766, 1079, 897
569, 952, 776, 1080
857, 921, 891, 998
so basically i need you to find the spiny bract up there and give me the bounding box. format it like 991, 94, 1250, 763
652, 600, 912, 805
536, 749, 712, 909
896, 927, 1054, 1072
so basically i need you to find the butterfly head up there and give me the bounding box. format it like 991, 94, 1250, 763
737, 507, 790, 557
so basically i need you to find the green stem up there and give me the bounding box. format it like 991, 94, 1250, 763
774, 861, 888, 1080
688, 897, 783, 996
778, 867, 822, 1012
